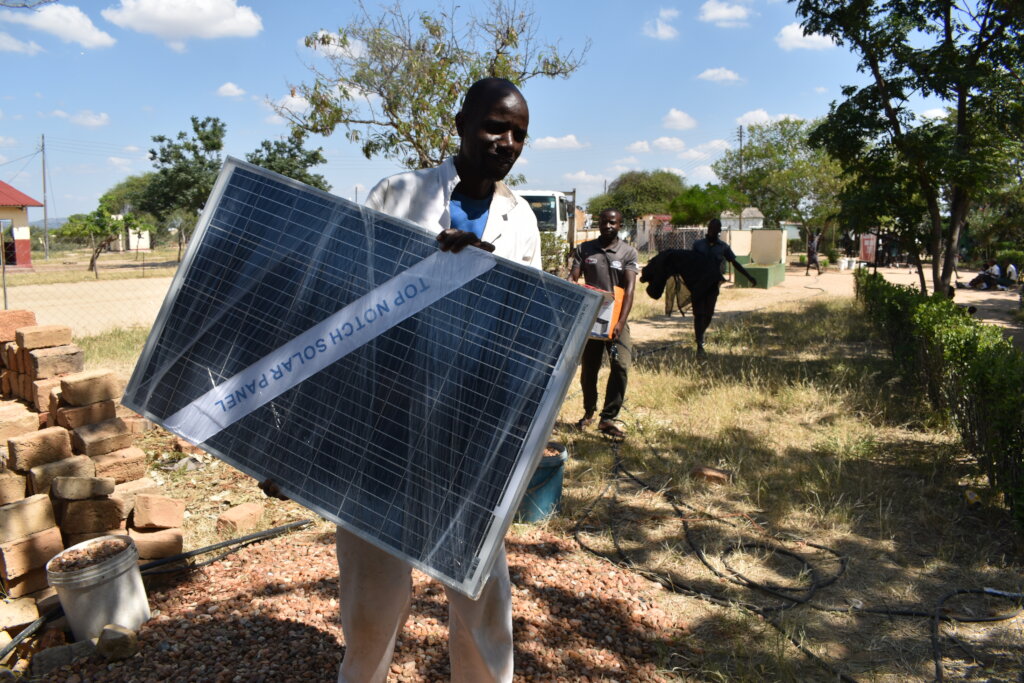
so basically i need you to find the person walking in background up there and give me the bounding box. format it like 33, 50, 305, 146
692, 218, 757, 356
569, 208, 638, 439
805, 229, 822, 276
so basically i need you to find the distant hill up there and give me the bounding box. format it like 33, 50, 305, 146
28, 217, 69, 230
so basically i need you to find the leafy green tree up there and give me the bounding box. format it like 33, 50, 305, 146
58, 208, 152, 276
280, 0, 589, 169
587, 170, 686, 222
143, 116, 226, 221
712, 118, 844, 235
245, 130, 332, 192
669, 184, 747, 226
794, 0, 1024, 295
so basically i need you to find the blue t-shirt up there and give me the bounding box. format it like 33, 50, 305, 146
449, 191, 491, 239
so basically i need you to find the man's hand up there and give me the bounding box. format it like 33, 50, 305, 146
258, 479, 289, 501
611, 318, 626, 340
436, 229, 495, 254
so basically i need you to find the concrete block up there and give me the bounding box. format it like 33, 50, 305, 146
0, 370, 9, 398
50, 476, 116, 500
60, 499, 123, 535
216, 502, 264, 536
0, 471, 26, 506
1, 567, 48, 598
0, 403, 36, 443
29, 347, 84, 382
0, 495, 55, 544
110, 477, 160, 519
92, 446, 146, 485
132, 494, 185, 530
3, 343, 18, 373
71, 418, 131, 456
59, 371, 122, 407
62, 527, 128, 547
0, 526, 63, 581
14, 325, 72, 351
56, 400, 117, 430
0, 312, 36, 344
121, 415, 154, 435
7, 427, 72, 471
0, 598, 38, 632
28, 455, 95, 496
129, 527, 183, 560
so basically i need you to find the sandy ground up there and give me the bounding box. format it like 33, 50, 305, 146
630, 263, 1024, 349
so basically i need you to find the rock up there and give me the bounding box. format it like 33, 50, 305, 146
689, 465, 731, 485
28, 642, 73, 677
96, 624, 138, 661
216, 502, 264, 536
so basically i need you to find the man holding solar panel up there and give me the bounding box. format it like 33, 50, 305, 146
264, 77, 538, 683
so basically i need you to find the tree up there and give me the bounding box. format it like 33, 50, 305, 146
669, 184, 747, 226
58, 208, 152, 276
587, 170, 686, 222
279, 0, 589, 169
712, 118, 844, 236
794, 0, 1024, 295
245, 130, 331, 192
143, 116, 226, 221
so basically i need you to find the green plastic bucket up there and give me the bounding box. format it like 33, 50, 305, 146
516, 443, 568, 523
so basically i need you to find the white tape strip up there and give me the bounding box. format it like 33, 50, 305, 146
164, 249, 496, 444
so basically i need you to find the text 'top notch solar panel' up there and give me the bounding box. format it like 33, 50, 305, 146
123, 158, 602, 598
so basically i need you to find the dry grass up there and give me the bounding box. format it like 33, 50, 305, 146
551, 297, 1024, 681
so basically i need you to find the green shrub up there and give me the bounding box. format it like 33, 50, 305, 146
995, 249, 1024, 270
540, 233, 570, 276
855, 268, 1024, 524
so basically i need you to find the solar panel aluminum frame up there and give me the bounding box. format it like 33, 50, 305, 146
123, 157, 602, 598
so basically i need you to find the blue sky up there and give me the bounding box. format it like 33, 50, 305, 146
0, 0, 945, 220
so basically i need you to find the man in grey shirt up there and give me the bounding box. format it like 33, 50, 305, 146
569, 209, 638, 438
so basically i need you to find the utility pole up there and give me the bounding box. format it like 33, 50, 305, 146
41, 135, 49, 260
354, 186, 359, 204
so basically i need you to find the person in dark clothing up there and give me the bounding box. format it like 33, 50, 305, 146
569, 209, 638, 439
806, 230, 822, 276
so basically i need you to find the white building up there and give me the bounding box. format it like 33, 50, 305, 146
719, 207, 764, 231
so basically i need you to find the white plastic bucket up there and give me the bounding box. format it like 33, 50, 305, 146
46, 535, 151, 641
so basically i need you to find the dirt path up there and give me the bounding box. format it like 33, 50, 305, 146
629, 264, 1024, 349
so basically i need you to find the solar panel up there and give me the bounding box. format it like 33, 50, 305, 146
123, 158, 602, 598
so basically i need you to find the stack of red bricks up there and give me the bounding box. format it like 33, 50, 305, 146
0, 311, 185, 605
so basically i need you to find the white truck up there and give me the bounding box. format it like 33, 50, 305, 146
514, 190, 594, 246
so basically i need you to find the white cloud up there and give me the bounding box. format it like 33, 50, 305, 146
663, 108, 697, 130
688, 165, 718, 184
102, 0, 262, 52
776, 23, 835, 51
615, 156, 640, 165
627, 140, 650, 153
698, 67, 741, 83
678, 139, 731, 160
217, 82, 246, 97
0, 136, 15, 147
698, 1, 751, 28
70, 110, 110, 127
108, 156, 132, 170
736, 109, 802, 126
51, 109, 69, 118
531, 134, 588, 150
264, 93, 309, 124
653, 136, 686, 152
0, 5, 114, 48
564, 170, 603, 184
515, 156, 528, 165
919, 108, 947, 119
123, 145, 141, 153
661, 167, 687, 178
0, 154, 7, 165
0, 30, 43, 54
814, 86, 827, 94
643, 8, 679, 40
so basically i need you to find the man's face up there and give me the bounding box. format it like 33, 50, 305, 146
598, 210, 622, 241
707, 223, 721, 242
456, 91, 529, 182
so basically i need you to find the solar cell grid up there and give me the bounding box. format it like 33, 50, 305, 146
124, 158, 601, 597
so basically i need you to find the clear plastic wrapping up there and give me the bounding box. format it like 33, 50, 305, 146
123, 158, 601, 597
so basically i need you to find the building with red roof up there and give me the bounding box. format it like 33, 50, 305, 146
0, 181, 41, 269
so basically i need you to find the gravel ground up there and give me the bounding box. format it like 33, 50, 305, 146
48, 528, 686, 682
